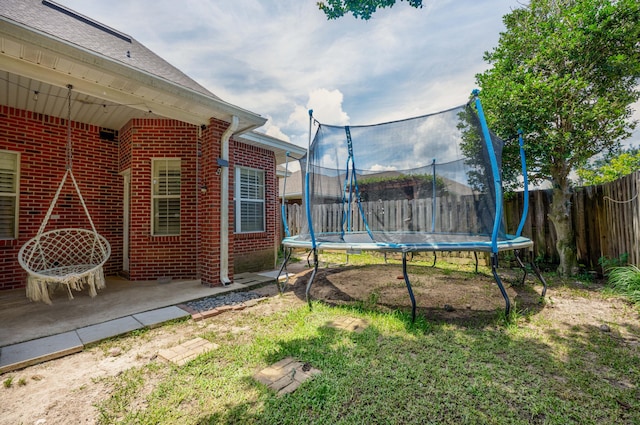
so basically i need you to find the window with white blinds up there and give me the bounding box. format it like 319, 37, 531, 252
0, 151, 19, 239
152, 158, 181, 235
235, 167, 265, 233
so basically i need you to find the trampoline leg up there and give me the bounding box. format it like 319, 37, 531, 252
514, 251, 528, 286
276, 247, 292, 294
305, 249, 319, 310
530, 258, 548, 297
491, 253, 511, 317
431, 252, 437, 268
402, 252, 417, 323
515, 251, 548, 297
473, 252, 479, 273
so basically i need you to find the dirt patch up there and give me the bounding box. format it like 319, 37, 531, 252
297, 263, 540, 323
300, 263, 639, 330
1, 265, 639, 424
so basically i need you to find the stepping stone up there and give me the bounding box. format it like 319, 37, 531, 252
325, 317, 369, 333
253, 357, 321, 396
157, 337, 218, 366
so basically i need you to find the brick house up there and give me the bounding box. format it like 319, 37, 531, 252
0, 1, 305, 292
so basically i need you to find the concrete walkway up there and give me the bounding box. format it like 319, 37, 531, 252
0, 270, 287, 373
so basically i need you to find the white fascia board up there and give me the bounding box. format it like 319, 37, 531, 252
238, 131, 307, 157
280, 191, 303, 199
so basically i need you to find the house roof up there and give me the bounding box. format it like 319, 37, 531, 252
278, 170, 304, 200
239, 131, 306, 166
0, 0, 265, 133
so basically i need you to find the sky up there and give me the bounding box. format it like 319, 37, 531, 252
59, 0, 639, 150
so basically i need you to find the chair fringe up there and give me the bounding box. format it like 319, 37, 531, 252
26, 266, 106, 304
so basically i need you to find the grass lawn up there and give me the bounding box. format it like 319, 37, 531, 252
92, 255, 640, 424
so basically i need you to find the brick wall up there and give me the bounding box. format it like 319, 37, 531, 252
197, 118, 225, 285
123, 118, 199, 281
0, 105, 122, 290
1, 106, 279, 291
230, 140, 278, 272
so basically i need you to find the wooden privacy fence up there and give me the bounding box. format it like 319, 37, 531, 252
284, 171, 640, 269
504, 171, 640, 268
285, 196, 490, 237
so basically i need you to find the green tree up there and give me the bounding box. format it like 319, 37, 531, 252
577, 147, 640, 186
317, 0, 422, 20
476, 0, 640, 276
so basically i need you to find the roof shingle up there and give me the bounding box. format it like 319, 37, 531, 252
1, 0, 216, 98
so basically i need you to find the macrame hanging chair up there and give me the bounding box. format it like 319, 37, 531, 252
18, 85, 111, 304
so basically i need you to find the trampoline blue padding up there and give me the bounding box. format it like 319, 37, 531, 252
282, 232, 534, 253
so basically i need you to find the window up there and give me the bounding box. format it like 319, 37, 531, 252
235, 167, 265, 233
152, 159, 181, 235
0, 151, 19, 239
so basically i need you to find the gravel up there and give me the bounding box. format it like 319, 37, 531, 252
185, 291, 262, 313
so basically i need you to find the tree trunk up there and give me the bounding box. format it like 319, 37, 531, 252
548, 182, 578, 276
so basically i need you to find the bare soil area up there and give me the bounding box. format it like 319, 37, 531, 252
2, 262, 639, 424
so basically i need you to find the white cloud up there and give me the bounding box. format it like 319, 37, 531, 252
285, 88, 350, 147
261, 117, 290, 143
370, 164, 398, 172
302, 88, 350, 126
410, 110, 463, 166
60, 0, 521, 146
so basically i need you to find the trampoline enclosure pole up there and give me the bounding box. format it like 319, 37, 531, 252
516, 130, 529, 238
306, 110, 316, 249
281, 152, 291, 238
473, 89, 502, 255
431, 158, 436, 233
474, 89, 510, 317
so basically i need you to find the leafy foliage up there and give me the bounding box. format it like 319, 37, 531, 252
476, 0, 640, 189
476, 0, 640, 275
598, 252, 629, 275
457, 101, 499, 193
577, 147, 640, 186
357, 173, 445, 189
317, 0, 423, 20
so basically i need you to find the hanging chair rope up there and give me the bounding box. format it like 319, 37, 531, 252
34, 85, 97, 237
35, 168, 99, 238
19, 84, 111, 304
66, 84, 73, 171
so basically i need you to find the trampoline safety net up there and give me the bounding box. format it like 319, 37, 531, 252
293, 100, 509, 250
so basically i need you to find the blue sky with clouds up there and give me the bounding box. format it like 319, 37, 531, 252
60, 0, 639, 149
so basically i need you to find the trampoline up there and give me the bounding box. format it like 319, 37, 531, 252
278, 91, 546, 320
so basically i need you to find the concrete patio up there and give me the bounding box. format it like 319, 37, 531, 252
0, 270, 289, 373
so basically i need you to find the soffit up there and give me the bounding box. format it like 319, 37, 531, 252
0, 18, 265, 133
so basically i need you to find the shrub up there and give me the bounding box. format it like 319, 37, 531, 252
606, 264, 640, 305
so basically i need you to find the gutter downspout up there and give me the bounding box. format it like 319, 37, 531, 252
220, 115, 239, 285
